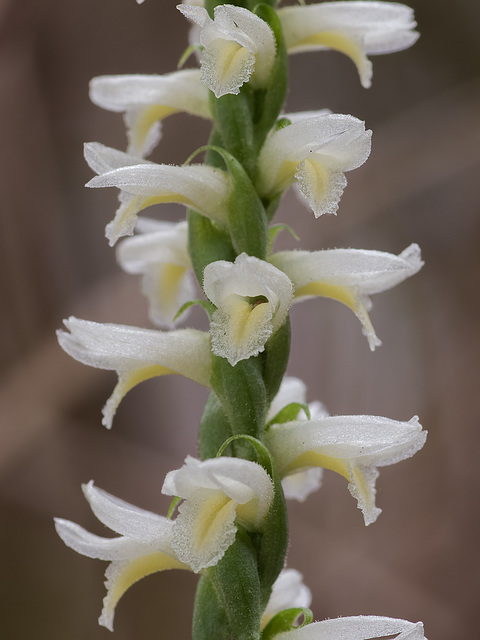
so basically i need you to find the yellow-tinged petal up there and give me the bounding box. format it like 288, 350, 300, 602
286, 30, 371, 88
100, 553, 189, 631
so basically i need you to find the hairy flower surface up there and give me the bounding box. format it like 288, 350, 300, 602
55, 482, 191, 631
84, 142, 230, 245
116, 219, 195, 328
279, 1, 419, 88
162, 456, 274, 572
261, 568, 312, 628
275, 616, 426, 640
57, 317, 211, 428
265, 414, 426, 525
271, 243, 423, 350
256, 113, 371, 217
90, 70, 211, 156
204, 253, 293, 366
177, 3, 276, 97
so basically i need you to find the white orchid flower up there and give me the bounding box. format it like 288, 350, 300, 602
89, 70, 211, 157
274, 616, 426, 640
162, 455, 274, 572
177, 4, 276, 98
203, 253, 293, 366
256, 113, 371, 217
84, 142, 230, 245
116, 219, 195, 328
261, 568, 312, 629
265, 414, 427, 525
268, 377, 327, 502
278, 2, 419, 89
57, 317, 211, 428
270, 243, 423, 351
54, 481, 191, 631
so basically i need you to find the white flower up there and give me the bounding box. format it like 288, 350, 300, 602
278, 2, 419, 88
264, 414, 427, 525
162, 455, 274, 572
274, 616, 426, 640
177, 4, 276, 97
270, 243, 423, 351
256, 113, 371, 217
84, 142, 230, 245
54, 481, 191, 631
268, 376, 327, 502
89, 70, 211, 157
57, 317, 211, 428
262, 568, 312, 629
203, 253, 294, 366
116, 219, 195, 328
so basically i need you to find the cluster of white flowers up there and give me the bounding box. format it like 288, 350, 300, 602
55, 2, 428, 639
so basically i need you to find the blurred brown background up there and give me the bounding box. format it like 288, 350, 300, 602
0, 0, 479, 638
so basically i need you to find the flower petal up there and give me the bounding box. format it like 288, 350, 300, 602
163, 456, 274, 572
82, 481, 176, 546
89, 70, 211, 156
178, 4, 276, 97
204, 254, 293, 366
271, 244, 423, 350
116, 220, 195, 328
275, 616, 425, 640
84, 142, 230, 244
57, 317, 211, 427
54, 518, 147, 561
256, 113, 371, 216
262, 568, 312, 629
279, 2, 419, 88
265, 415, 426, 525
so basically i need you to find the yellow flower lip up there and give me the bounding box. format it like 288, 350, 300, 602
177, 3, 276, 97
203, 253, 293, 366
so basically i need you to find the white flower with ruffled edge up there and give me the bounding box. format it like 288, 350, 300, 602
177, 3, 276, 97
278, 1, 419, 89
274, 616, 426, 640
265, 414, 426, 525
270, 243, 423, 351
84, 142, 230, 245
203, 253, 294, 366
55, 482, 191, 631
261, 568, 312, 629
57, 317, 211, 428
162, 456, 274, 573
89, 70, 211, 157
256, 113, 371, 217
116, 219, 195, 328
268, 376, 327, 502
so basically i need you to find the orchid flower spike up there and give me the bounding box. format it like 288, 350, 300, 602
203, 253, 293, 366
265, 414, 426, 525
177, 3, 276, 98
57, 317, 211, 428
268, 376, 327, 502
256, 113, 371, 217
84, 142, 230, 245
55, 482, 191, 631
261, 568, 312, 629
270, 243, 423, 351
274, 616, 426, 640
116, 219, 195, 328
89, 70, 211, 157
278, 1, 419, 89
162, 456, 274, 572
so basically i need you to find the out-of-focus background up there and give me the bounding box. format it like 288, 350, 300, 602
1, 0, 479, 638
